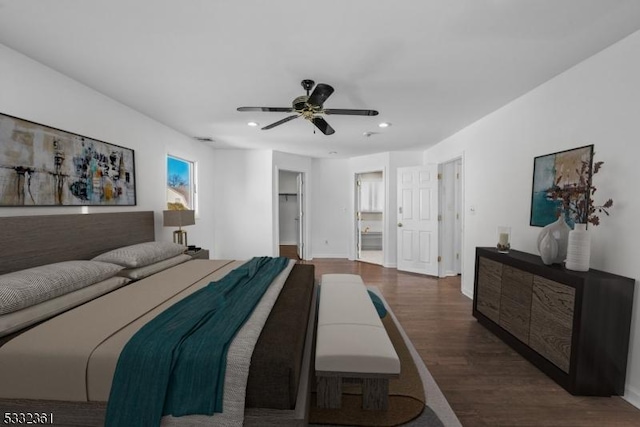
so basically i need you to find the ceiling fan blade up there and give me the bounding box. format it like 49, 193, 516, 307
311, 117, 335, 135
262, 114, 299, 130
323, 108, 379, 116
307, 83, 334, 106
237, 107, 295, 113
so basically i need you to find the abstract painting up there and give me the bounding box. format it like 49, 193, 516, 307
0, 112, 136, 206
530, 145, 593, 227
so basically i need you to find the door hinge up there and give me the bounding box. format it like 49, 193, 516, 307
437, 256, 442, 262
357, 179, 361, 187
456, 172, 460, 179
456, 253, 460, 260
437, 173, 442, 180
437, 214, 442, 221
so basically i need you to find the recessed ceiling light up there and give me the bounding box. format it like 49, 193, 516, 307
247, 121, 259, 127
378, 122, 391, 128
329, 151, 338, 155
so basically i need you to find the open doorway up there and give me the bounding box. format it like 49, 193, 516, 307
439, 158, 462, 276
278, 170, 304, 260
355, 171, 384, 265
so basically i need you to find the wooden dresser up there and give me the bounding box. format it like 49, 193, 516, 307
473, 247, 635, 396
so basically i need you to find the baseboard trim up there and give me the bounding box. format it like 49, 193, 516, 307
312, 253, 349, 259
461, 287, 473, 300
623, 385, 640, 410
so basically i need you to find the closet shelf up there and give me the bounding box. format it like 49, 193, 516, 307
279, 193, 297, 201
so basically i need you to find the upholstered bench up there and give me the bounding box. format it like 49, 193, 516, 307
315, 274, 400, 410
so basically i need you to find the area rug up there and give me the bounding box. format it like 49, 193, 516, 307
309, 287, 462, 427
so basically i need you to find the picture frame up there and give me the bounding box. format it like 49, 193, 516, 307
0, 112, 136, 206
530, 144, 594, 227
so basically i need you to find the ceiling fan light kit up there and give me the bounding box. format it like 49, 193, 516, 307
237, 79, 379, 135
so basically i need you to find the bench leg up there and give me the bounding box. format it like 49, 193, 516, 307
316, 376, 342, 409
362, 378, 389, 410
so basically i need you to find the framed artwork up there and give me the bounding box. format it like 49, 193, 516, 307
530, 145, 593, 227
0, 112, 136, 206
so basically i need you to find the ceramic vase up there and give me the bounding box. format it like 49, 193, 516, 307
536, 215, 571, 264
565, 223, 591, 271
538, 232, 558, 265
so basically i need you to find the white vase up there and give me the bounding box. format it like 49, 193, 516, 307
565, 223, 591, 272
538, 232, 558, 265
537, 215, 571, 264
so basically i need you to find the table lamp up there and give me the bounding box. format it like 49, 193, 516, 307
163, 210, 195, 246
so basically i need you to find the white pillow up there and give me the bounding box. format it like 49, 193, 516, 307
0, 260, 124, 315
0, 275, 131, 338
118, 254, 191, 280
92, 241, 186, 268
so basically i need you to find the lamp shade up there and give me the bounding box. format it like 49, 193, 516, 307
163, 210, 195, 227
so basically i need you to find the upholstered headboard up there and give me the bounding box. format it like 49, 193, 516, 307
0, 211, 155, 275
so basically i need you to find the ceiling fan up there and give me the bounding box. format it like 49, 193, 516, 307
237, 79, 379, 135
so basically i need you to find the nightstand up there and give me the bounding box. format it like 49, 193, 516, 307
186, 249, 210, 260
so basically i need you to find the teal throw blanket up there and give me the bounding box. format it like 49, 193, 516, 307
368, 289, 388, 318
104, 256, 289, 427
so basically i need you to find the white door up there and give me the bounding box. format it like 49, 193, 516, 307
454, 160, 462, 274
296, 173, 304, 259
356, 177, 363, 260
397, 165, 439, 275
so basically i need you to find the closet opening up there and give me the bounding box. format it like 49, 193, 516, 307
278, 170, 304, 260
355, 170, 384, 265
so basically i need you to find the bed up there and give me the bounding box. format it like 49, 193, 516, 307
0, 211, 317, 427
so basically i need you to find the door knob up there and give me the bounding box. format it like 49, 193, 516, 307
397, 222, 403, 227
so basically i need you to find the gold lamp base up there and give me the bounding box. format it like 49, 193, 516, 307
173, 229, 188, 246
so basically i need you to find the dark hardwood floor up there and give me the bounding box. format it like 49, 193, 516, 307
285, 250, 640, 427
279, 244, 300, 260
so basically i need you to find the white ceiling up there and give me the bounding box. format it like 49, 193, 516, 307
1, 1, 640, 158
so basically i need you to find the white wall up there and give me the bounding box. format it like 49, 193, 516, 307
0, 43, 216, 250
310, 158, 350, 258
212, 149, 273, 259
279, 170, 298, 193
423, 30, 640, 407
